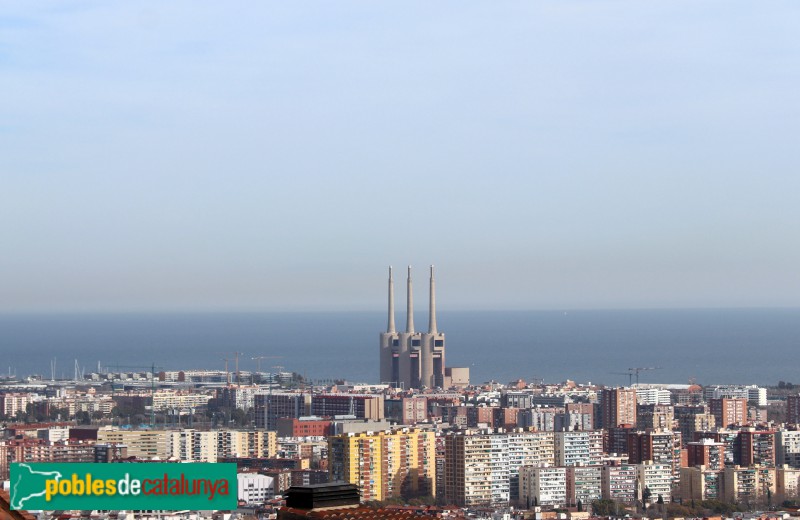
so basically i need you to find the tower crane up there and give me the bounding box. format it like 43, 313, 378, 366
251, 356, 283, 384
611, 367, 662, 386
627, 367, 662, 386
219, 352, 246, 386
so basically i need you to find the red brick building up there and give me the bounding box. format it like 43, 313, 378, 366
686, 438, 726, 470
276, 418, 332, 437
738, 428, 776, 467
709, 398, 747, 428
601, 388, 637, 428
787, 395, 800, 425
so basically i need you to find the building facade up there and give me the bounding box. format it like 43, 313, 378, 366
328, 428, 435, 502
520, 466, 567, 508
777, 430, 800, 468
601, 388, 637, 428
709, 398, 747, 428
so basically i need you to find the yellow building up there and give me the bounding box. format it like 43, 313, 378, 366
328, 428, 435, 502
97, 429, 169, 459
219, 429, 277, 459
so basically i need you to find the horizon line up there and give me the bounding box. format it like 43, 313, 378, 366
1, 304, 799, 316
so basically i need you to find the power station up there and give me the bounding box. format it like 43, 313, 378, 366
379, 265, 445, 389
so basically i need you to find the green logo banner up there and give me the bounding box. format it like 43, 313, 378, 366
10, 463, 237, 511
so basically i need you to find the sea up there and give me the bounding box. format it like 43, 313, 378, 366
0, 308, 798, 387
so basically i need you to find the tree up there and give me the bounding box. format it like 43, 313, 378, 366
577, 499, 583, 512
592, 499, 623, 516
657, 494, 665, 505
229, 407, 252, 427
48, 407, 68, 421
642, 486, 652, 504
700, 499, 743, 515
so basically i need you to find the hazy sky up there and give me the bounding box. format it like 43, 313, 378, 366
2, 2, 799, 312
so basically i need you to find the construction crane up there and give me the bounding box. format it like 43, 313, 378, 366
251, 356, 283, 373
251, 356, 283, 384
221, 352, 252, 387
627, 367, 662, 386
611, 367, 662, 386
611, 371, 635, 386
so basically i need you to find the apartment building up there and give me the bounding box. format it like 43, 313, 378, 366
776, 430, 800, 468
519, 466, 567, 508
709, 398, 747, 428
722, 466, 775, 503
739, 429, 776, 468
601, 464, 638, 503
638, 461, 672, 504
680, 466, 721, 501
328, 428, 435, 502
601, 388, 637, 428
687, 438, 726, 470
566, 465, 603, 507
97, 429, 169, 459
445, 432, 519, 506
554, 430, 603, 466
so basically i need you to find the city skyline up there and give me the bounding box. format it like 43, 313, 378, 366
2, 2, 800, 312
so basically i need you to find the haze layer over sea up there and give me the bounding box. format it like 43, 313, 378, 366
0, 309, 798, 387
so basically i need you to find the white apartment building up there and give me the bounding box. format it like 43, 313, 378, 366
704, 385, 767, 407
777, 430, 800, 468
445, 430, 557, 507
635, 388, 672, 406
601, 464, 638, 503
555, 431, 603, 466
638, 461, 672, 504
507, 431, 555, 502
0, 393, 34, 417
237, 473, 275, 504
152, 391, 214, 411
520, 466, 567, 508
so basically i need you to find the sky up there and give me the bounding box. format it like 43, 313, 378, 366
1, 1, 799, 312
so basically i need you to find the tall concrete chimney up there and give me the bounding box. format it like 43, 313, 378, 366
406, 266, 415, 333
387, 266, 396, 334
428, 265, 437, 334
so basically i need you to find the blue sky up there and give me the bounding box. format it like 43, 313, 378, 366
1, 2, 799, 312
